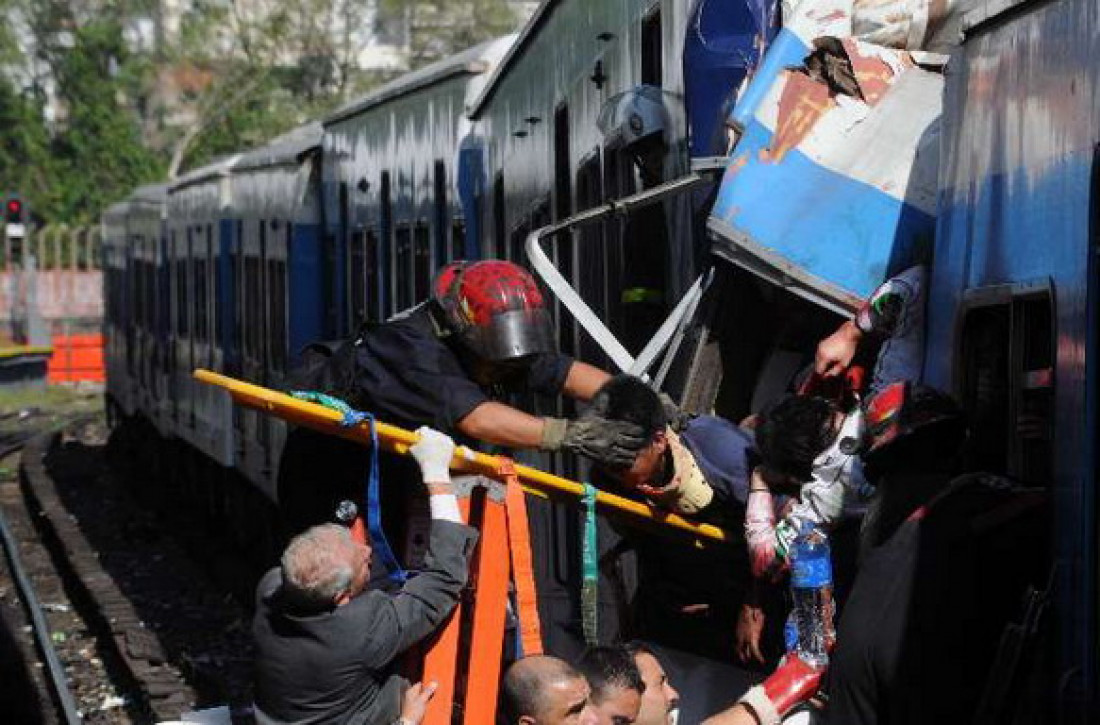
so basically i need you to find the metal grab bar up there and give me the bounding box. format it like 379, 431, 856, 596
524, 171, 715, 375
193, 369, 732, 546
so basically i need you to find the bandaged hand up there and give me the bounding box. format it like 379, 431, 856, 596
738, 653, 825, 725
410, 427, 455, 484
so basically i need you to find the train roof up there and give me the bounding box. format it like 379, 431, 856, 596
467, 0, 559, 118
323, 38, 506, 127
232, 123, 323, 173
169, 154, 240, 193
130, 182, 169, 205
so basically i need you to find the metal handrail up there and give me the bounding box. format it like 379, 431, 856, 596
193, 369, 732, 547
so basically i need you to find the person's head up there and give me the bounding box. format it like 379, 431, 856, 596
432, 259, 555, 384
754, 395, 843, 493
623, 643, 678, 725
502, 655, 599, 725
589, 375, 669, 487
279, 524, 371, 611
576, 646, 645, 725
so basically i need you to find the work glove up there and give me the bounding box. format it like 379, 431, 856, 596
540, 410, 649, 468
738, 654, 825, 725
410, 426, 455, 483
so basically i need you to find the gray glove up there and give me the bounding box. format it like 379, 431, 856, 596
541, 411, 650, 468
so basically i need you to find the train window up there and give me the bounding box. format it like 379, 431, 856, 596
244, 256, 261, 366
395, 224, 412, 312
364, 230, 379, 322
451, 218, 465, 261
433, 160, 448, 264
349, 228, 367, 327
268, 258, 288, 373
414, 221, 431, 302
492, 172, 506, 260
576, 153, 608, 365
510, 219, 530, 269
641, 7, 663, 87
176, 256, 188, 337
195, 255, 208, 344
380, 172, 393, 315
958, 285, 1054, 485
554, 103, 575, 357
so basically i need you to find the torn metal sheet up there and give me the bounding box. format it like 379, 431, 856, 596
709, 40, 943, 311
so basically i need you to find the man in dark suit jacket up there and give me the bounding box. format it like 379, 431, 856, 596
252, 427, 478, 725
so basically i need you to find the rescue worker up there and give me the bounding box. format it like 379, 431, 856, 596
280, 259, 645, 534
501, 655, 601, 725
252, 427, 477, 725
702, 384, 1047, 725
576, 645, 645, 725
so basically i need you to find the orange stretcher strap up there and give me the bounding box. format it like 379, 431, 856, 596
500, 458, 543, 656
462, 492, 511, 725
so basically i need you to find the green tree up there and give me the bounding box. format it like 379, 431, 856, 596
379, 0, 519, 68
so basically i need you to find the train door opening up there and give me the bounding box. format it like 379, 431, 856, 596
575, 152, 608, 369
414, 221, 431, 302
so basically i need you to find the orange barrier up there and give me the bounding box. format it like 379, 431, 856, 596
46, 333, 104, 383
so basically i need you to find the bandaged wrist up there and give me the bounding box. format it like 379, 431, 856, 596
739, 685, 782, 725
429, 492, 463, 523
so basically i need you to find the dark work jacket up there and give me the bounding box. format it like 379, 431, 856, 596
348, 304, 572, 432
826, 475, 1047, 725
678, 415, 757, 527
252, 520, 478, 725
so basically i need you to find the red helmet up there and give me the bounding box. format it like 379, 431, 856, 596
432, 260, 556, 363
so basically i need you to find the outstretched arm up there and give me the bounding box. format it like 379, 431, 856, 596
562, 360, 612, 401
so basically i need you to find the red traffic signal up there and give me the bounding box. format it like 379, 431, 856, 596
5, 198, 23, 223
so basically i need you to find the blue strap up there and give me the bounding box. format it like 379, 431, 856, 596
581, 483, 599, 647
290, 391, 407, 583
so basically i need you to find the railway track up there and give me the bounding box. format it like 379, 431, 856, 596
0, 409, 254, 724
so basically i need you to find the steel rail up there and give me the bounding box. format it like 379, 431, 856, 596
0, 438, 83, 725
193, 369, 732, 546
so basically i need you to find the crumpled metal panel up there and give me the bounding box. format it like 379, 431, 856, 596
710, 34, 944, 312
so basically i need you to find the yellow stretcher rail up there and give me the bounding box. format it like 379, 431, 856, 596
193, 369, 732, 547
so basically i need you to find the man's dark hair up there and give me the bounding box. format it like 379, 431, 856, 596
755, 395, 838, 481
590, 374, 667, 438
501, 655, 582, 722
576, 645, 645, 704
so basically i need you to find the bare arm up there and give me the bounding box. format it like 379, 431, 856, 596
562, 361, 612, 401
456, 401, 547, 449
702, 704, 761, 725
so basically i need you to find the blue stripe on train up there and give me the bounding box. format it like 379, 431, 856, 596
290, 222, 324, 368
710, 118, 934, 301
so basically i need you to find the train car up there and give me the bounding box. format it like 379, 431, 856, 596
102, 199, 133, 420
166, 156, 239, 467
320, 37, 513, 338
102, 183, 168, 426
922, 0, 1099, 718
229, 123, 324, 496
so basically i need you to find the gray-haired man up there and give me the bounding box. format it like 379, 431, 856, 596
252, 427, 477, 725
